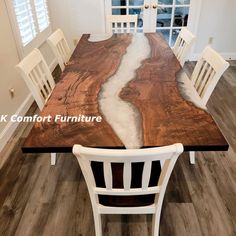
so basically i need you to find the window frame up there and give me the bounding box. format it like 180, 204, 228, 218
107, 0, 201, 48
5, 0, 52, 58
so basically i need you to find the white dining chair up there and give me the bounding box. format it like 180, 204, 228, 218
16, 48, 57, 166
73, 143, 183, 236
47, 29, 72, 71
172, 28, 195, 66
107, 14, 138, 34
188, 46, 229, 164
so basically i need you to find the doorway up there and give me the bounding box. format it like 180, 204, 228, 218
105, 0, 194, 46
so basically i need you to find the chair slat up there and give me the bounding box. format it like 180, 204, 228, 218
198, 65, 214, 97
123, 162, 132, 190
127, 22, 130, 33
107, 14, 138, 34
142, 161, 152, 190
104, 162, 113, 190
194, 61, 209, 91
199, 68, 215, 98
134, 21, 137, 33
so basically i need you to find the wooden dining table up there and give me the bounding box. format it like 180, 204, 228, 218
21, 32, 229, 207
22, 33, 228, 154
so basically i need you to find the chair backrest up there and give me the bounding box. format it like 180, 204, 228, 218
190, 46, 229, 105
172, 28, 195, 66
16, 48, 55, 110
73, 143, 183, 212
47, 29, 72, 71
107, 15, 138, 33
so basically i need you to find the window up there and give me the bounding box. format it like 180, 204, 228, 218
6, 0, 51, 57
107, 0, 194, 46
157, 0, 191, 46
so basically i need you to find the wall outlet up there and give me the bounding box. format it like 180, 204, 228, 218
208, 37, 213, 45
9, 88, 15, 98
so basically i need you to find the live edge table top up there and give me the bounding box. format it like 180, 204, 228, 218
22, 33, 228, 153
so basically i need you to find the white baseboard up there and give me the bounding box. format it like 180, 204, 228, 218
0, 94, 34, 152
189, 52, 236, 61
220, 53, 236, 60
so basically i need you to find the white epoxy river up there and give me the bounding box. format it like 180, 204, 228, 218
99, 34, 151, 149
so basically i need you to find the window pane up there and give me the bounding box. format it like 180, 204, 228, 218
156, 7, 172, 27
157, 29, 170, 43
112, 0, 127, 6
112, 0, 121, 6
174, 7, 189, 27
112, 9, 123, 15
13, 0, 36, 46
158, 0, 173, 5
34, 0, 50, 32
176, 0, 190, 5
129, 0, 144, 6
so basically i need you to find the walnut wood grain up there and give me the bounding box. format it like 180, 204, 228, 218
23, 34, 133, 152
22, 33, 228, 153
120, 33, 228, 151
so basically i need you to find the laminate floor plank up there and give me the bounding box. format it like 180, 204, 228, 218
14, 154, 66, 236
160, 203, 203, 236
0, 152, 49, 236
180, 152, 236, 236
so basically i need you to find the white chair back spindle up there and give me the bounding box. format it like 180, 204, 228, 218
172, 28, 195, 66
47, 29, 72, 71
107, 15, 138, 34
190, 46, 229, 105
16, 49, 55, 110
73, 143, 183, 236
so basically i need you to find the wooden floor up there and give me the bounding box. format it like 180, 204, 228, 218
0, 62, 236, 236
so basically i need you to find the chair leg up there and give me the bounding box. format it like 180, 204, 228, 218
51, 153, 57, 165
93, 212, 102, 236
152, 212, 161, 236
189, 151, 195, 164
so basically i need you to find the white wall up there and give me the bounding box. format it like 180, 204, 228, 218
191, 0, 236, 60
48, 0, 106, 49
0, 1, 32, 148
48, 0, 236, 60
